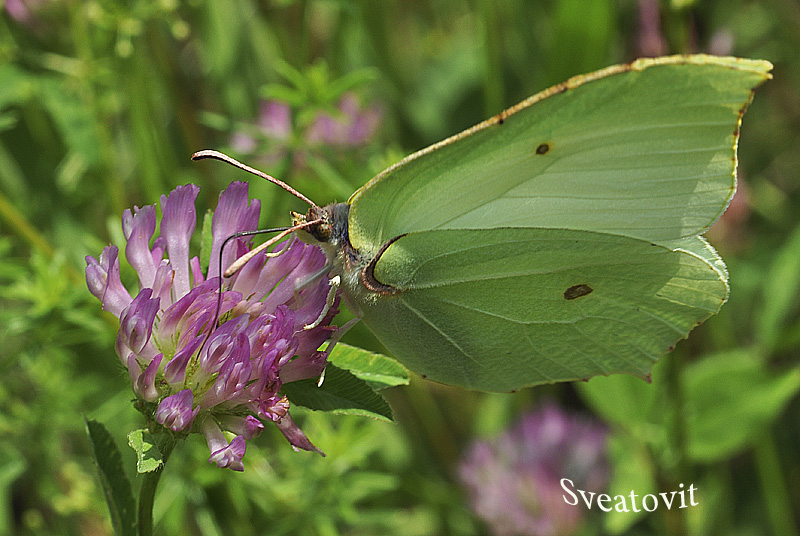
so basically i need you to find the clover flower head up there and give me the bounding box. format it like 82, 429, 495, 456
86, 182, 337, 470
459, 403, 608, 536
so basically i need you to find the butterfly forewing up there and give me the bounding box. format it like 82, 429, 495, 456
347, 56, 772, 256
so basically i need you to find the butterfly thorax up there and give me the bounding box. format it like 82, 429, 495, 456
293, 203, 400, 302
292, 203, 369, 299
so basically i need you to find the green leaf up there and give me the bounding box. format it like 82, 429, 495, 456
196, 111, 233, 132
307, 61, 333, 101
0, 444, 26, 533
0, 63, 33, 111
324, 68, 380, 101
200, 0, 242, 77
305, 153, 359, 200
577, 371, 660, 431
328, 342, 410, 390
85, 419, 136, 536
756, 221, 800, 352
549, 0, 614, 84
37, 78, 101, 166
581, 348, 800, 464
260, 83, 306, 107
127, 429, 164, 473
0, 111, 19, 132
683, 350, 800, 462
272, 58, 310, 95
282, 364, 394, 421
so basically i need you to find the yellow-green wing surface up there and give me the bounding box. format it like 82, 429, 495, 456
347, 56, 772, 256
360, 228, 727, 391
343, 55, 770, 391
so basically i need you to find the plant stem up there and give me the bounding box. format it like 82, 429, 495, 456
0, 190, 55, 259
663, 352, 690, 536
66, 0, 127, 216
754, 429, 798, 536
480, 0, 504, 116
137, 439, 175, 536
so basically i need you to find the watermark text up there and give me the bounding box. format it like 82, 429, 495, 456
561, 478, 698, 513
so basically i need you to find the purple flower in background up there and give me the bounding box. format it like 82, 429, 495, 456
708, 29, 735, 57
231, 101, 293, 156
231, 93, 382, 163
4, 0, 49, 25
459, 404, 608, 536
86, 182, 338, 470
636, 0, 668, 58
306, 93, 383, 147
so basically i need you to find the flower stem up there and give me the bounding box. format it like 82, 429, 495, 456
480, 0, 504, 116
0, 190, 55, 259
663, 352, 690, 536
754, 429, 798, 536
137, 439, 175, 536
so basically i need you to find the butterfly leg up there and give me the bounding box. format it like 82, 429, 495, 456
316, 315, 362, 387
303, 274, 340, 330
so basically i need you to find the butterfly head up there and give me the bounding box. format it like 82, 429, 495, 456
291, 203, 350, 249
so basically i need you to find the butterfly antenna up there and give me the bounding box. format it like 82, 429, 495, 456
192, 149, 318, 208
202, 226, 288, 352
223, 218, 324, 277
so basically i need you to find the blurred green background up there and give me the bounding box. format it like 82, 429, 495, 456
1, 0, 799, 534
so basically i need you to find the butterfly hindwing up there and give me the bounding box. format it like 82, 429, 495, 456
357, 228, 727, 391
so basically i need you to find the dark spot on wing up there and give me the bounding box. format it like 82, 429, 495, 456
495, 109, 509, 125
564, 284, 593, 300
535, 142, 551, 155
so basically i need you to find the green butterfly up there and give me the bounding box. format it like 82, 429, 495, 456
196, 55, 771, 392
